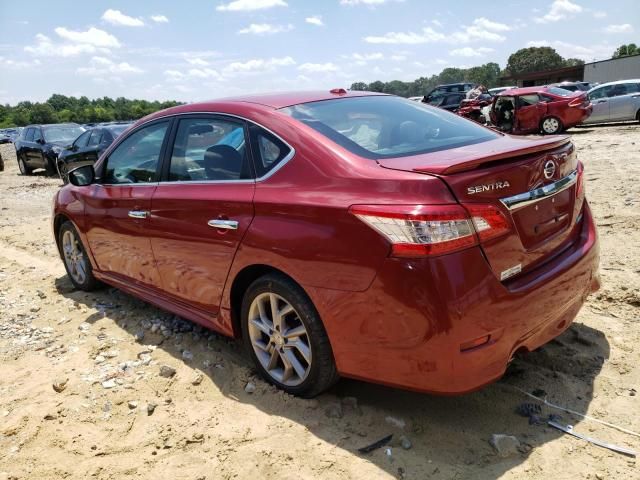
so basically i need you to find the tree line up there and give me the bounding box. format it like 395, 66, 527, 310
350, 43, 638, 97
0, 95, 182, 128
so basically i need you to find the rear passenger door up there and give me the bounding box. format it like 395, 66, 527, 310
515, 94, 545, 133
587, 86, 611, 123
149, 115, 256, 317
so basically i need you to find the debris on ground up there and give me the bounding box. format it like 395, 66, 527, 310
357, 434, 394, 454
490, 434, 521, 458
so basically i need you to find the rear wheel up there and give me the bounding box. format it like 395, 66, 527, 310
636, 109, 640, 124
241, 273, 338, 398
18, 155, 32, 175
541, 116, 563, 134
45, 157, 57, 176
58, 221, 99, 291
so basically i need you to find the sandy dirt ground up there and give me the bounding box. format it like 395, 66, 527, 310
0, 123, 638, 480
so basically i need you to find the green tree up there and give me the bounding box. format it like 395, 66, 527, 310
29, 103, 58, 124
506, 47, 564, 75
613, 43, 640, 58
350, 82, 368, 91
563, 58, 585, 67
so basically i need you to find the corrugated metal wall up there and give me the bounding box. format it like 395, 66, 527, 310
584, 55, 640, 84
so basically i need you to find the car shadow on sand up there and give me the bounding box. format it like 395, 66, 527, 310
54, 274, 611, 479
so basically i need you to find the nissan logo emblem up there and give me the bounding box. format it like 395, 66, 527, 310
543, 160, 556, 179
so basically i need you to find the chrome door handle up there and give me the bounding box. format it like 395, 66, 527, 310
208, 219, 238, 230
128, 210, 149, 219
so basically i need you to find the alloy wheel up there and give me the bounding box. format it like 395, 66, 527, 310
542, 117, 560, 134
62, 229, 87, 285
247, 292, 312, 386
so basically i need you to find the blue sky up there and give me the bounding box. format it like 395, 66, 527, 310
0, 0, 638, 104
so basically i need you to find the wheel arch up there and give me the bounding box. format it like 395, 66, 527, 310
228, 264, 310, 339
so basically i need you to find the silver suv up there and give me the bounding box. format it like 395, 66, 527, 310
582, 79, 640, 124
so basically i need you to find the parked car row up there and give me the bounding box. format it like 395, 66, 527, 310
13, 121, 131, 180
0, 127, 22, 144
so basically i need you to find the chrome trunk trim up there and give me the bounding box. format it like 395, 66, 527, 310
500, 169, 578, 212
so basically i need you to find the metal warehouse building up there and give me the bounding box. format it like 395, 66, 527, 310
501, 54, 640, 87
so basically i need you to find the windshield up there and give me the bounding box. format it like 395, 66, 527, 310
43, 126, 85, 143
547, 87, 573, 97
281, 96, 499, 159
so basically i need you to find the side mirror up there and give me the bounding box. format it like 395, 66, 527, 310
68, 164, 95, 186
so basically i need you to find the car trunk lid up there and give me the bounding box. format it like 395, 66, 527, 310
377, 135, 585, 281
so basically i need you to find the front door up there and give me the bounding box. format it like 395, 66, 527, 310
608, 83, 638, 121
148, 115, 255, 315
83, 120, 170, 289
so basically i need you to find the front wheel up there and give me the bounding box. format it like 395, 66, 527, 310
541, 116, 563, 134
57, 161, 69, 184
241, 273, 338, 398
18, 155, 32, 175
58, 221, 100, 291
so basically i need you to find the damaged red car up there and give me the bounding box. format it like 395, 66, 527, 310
53, 91, 600, 397
490, 86, 592, 135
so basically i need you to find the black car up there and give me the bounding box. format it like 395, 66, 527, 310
14, 123, 85, 176
57, 123, 131, 182
422, 82, 476, 111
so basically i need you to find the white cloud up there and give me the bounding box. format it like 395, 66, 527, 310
450, 46, 494, 57
102, 9, 145, 27
298, 62, 339, 73
216, 0, 287, 12
365, 20, 508, 45
391, 54, 407, 61
592, 11, 606, 19
186, 68, 222, 80
225, 56, 295, 74
305, 15, 324, 26
535, 0, 582, 23
364, 27, 445, 44
1, 56, 41, 69
238, 23, 293, 35
342, 52, 383, 66
526, 40, 613, 61
341, 0, 400, 5
472, 17, 511, 32
431, 19, 443, 27
604, 24, 633, 34
54, 27, 121, 48
24, 33, 102, 57
77, 56, 143, 76
186, 57, 209, 66
151, 15, 169, 23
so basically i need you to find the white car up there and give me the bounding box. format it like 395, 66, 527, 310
582, 79, 640, 124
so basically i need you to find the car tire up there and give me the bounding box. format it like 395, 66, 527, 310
57, 161, 69, 184
45, 158, 57, 176
241, 273, 339, 398
17, 155, 32, 175
636, 109, 640, 124
58, 221, 100, 291
541, 116, 563, 135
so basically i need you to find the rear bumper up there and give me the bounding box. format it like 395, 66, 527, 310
307, 202, 599, 394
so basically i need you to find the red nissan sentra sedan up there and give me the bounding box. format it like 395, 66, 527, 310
53, 90, 600, 397
490, 86, 592, 135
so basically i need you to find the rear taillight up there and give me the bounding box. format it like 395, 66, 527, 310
463, 204, 511, 242
350, 203, 512, 257
350, 204, 476, 257
576, 161, 585, 198
568, 95, 586, 107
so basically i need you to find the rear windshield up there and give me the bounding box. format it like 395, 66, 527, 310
547, 87, 573, 97
43, 125, 85, 143
281, 96, 498, 159
107, 125, 131, 137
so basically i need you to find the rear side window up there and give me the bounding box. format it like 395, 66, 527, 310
74, 131, 91, 148
168, 117, 250, 182
589, 86, 610, 100
282, 96, 498, 160
103, 121, 168, 184
248, 125, 291, 178
519, 94, 540, 106
88, 130, 103, 146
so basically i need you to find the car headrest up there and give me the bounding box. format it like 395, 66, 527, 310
203, 144, 241, 180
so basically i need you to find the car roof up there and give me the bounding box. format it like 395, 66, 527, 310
498, 86, 556, 96
215, 90, 387, 109
590, 78, 640, 88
